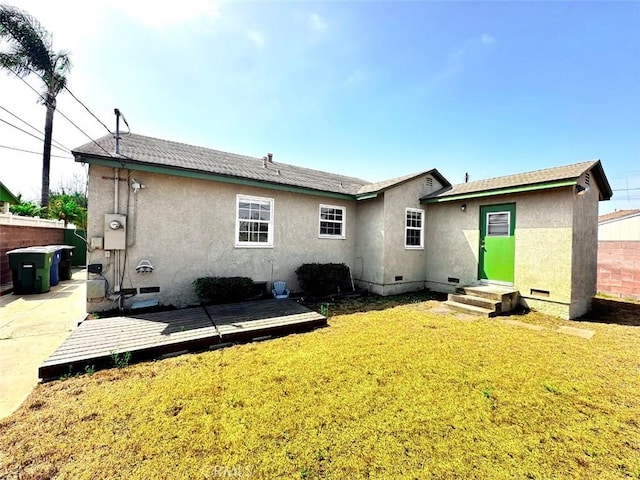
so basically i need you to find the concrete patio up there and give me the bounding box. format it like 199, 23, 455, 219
0, 268, 86, 418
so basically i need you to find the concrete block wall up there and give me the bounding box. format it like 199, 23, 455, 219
597, 241, 640, 300
0, 225, 64, 284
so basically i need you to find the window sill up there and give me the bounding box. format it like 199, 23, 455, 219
318, 235, 346, 240
404, 246, 424, 250
235, 244, 274, 249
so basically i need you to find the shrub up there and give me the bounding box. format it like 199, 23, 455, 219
193, 276, 254, 304
295, 263, 352, 297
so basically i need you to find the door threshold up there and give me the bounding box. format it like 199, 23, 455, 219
479, 280, 514, 287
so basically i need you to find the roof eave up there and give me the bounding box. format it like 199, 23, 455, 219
588, 160, 613, 201
75, 153, 358, 200
356, 168, 451, 199
0, 181, 20, 204
599, 211, 640, 225
421, 179, 578, 204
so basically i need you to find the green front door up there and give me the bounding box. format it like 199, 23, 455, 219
479, 203, 516, 284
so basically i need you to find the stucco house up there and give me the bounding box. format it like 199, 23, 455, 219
73, 133, 612, 319
598, 209, 640, 241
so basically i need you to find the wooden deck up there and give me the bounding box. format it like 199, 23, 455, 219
39, 299, 326, 379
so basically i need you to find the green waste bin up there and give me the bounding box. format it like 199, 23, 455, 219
6, 246, 56, 294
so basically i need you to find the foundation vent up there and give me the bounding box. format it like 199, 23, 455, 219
530, 288, 550, 297
139, 286, 161, 294
448, 277, 460, 284
395, 276, 403, 281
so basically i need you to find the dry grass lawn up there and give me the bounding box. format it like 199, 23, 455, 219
1, 298, 639, 479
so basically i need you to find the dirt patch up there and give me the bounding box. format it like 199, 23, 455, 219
580, 297, 640, 326
302, 290, 447, 316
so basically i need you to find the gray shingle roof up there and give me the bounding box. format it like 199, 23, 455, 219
73, 133, 371, 196
357, 169, 450, 196
422, 160, 612, 201
598, 209, 640, 224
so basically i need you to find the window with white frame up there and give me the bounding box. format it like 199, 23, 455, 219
405, 208, 424, 249
319, 204, 346, 238
236, 195, 274, 247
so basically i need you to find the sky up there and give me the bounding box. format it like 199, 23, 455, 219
1, 0, 639, 214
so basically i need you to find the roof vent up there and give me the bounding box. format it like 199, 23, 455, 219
267, 153, 273, 163
263, 156, 268, 168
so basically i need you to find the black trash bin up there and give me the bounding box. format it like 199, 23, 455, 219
49, 245, 75, 281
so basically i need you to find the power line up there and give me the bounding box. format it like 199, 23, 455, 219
0, 104, 71, 152
0, 144, 73, 159
63, 85, 112, 135
6, 67, 115, 158
55, 108, 114, 156
0, 118, 70, 154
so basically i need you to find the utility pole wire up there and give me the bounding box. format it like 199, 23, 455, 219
0, 118, 70, 154
6, 67, 115, 158
0, 143, 73, 159
63, 85, 112, 134
0, 104, 70, 152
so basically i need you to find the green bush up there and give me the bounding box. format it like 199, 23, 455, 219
193, 276, 254, 304
295, 263, 352, 297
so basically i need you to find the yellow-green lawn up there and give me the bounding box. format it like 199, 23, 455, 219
1, 299, 639, 479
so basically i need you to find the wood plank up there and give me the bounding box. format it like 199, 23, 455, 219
47, 329, 220, 361
39, 299, 327, 379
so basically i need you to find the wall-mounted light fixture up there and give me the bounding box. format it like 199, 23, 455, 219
461, 203, 467, 212
131, 178, 146, 193
575, 185, 588, 195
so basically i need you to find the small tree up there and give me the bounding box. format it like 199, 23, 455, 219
47, 193, 86, 228
47, 175, 87, 228
9, 195, 43, 217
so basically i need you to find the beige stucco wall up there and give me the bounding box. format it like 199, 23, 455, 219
354, 196, 385, 294
599, 215, 640, 241
355, 173, 445, 295
425, 186, 597, 319
86, 165, 358, 311
569, 173, 601, 318
514, 188, 574, 318
424, 200, 481, 292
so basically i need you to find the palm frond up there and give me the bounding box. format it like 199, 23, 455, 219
0, 4, 66, 83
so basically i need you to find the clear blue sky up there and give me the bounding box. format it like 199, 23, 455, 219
1, 1, 638, 213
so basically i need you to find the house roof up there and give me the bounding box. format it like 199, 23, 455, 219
598, 209, 640, 224
421, 160, 613, 203
73, 133, 371, 198
357, 169, 451, 197
73, 133, 448, 201
0, 180, 19, 204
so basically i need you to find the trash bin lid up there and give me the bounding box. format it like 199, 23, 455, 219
47, 245, 75, 250
7, 246, 58, 255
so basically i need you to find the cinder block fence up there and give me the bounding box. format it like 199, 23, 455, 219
597, 241, 640, 300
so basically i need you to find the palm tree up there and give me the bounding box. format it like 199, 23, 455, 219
0, 4, 70, 207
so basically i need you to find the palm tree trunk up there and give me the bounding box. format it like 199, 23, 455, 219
41, 93, 55, 207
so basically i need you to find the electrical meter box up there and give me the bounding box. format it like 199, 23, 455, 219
104, 214, 127, 250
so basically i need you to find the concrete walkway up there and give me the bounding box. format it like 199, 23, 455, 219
0, 269, 86, 418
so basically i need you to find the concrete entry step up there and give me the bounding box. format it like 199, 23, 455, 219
443, 300, 497, 317
446, 285, 520, 317
448, 294, 501, 313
